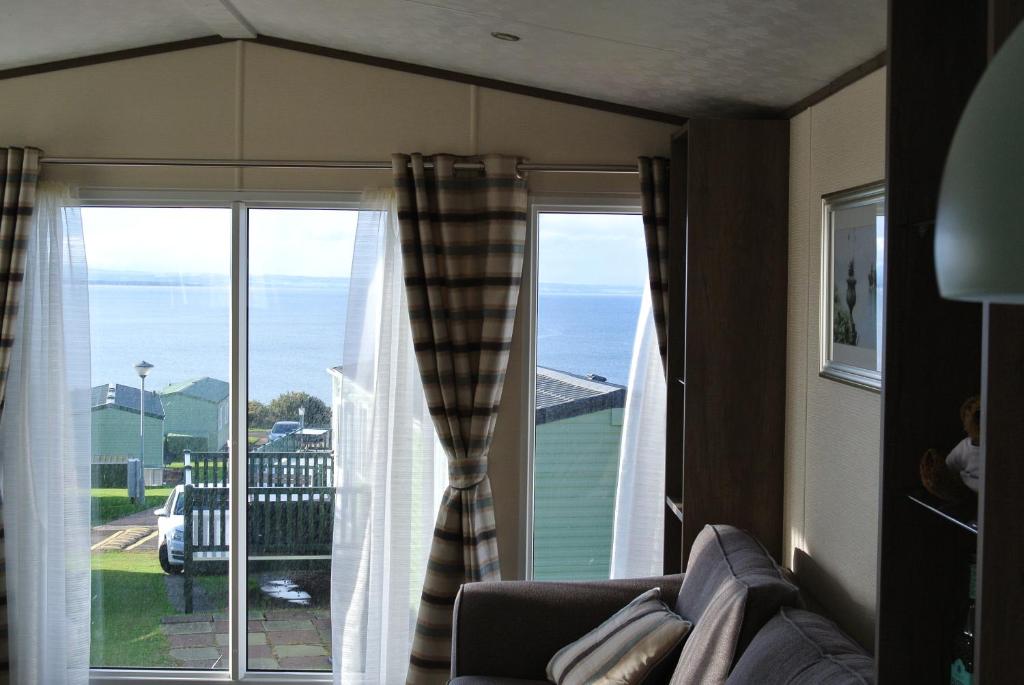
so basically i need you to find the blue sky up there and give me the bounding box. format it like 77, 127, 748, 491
82, 208, 648, 287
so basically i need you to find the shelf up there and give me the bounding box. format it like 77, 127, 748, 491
906, 490, 978, 536
665, 496, 684, 522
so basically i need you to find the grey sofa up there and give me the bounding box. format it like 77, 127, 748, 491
450, 525, 874, 685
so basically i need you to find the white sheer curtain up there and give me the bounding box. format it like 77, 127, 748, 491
331, 189, 447, 685
0, 182, 91, 684
610, 287, 667, 578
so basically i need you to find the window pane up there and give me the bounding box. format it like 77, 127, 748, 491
246, 208, 356, 672
532, 212, 647, 580
84, 207, 231, 669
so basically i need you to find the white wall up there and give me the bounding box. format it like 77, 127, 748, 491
0, 40, 678, 579
784, 68, 886, 648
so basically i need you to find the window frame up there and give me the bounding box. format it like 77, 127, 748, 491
82, 189, 360, 684
523, 196, 644, 581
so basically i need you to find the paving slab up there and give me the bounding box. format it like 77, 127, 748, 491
164, 621, 214, 635
275, 644, 327, 658
169, 647, 220, 662
248, 658, 280, 670
278, 655, 331, 670
266, 629, 321, 646
168, 633, 218, 648
263, 619, 314, 632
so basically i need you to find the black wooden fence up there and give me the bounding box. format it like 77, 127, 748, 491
181, 481, 367, 612
184, 450, 334, 487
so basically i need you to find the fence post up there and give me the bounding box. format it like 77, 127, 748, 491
184, 483, 193, 614
184, 450, 192, 486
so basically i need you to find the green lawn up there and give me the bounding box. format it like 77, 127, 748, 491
92, 487, 172, 525
91, 551, 174, 668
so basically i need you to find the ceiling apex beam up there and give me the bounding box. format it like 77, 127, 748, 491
177, 0, 257, 39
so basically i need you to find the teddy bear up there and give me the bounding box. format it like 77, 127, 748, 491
919, 395, 981, 503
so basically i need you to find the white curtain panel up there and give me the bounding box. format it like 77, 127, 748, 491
0, 183, 91, 684
331, 189, 447, 685
610, 287, 667, 579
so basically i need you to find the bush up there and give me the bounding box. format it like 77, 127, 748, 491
266, 392, 331, 428
92, 463, 127, 488
248, 400, 271, 428
164, 433, 209, 462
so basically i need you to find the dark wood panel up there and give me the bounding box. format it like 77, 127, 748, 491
875, 0, 988, 680
682, 118, 789, 562
975, 9, 1024, 681
664, 129, 688, 574
885, 1, 988, 229
977, 305, 1024, 683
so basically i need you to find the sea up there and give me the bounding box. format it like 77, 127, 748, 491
89, 275, 643, 403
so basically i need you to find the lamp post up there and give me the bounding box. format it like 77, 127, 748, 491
298, 405, 306, 432
134, 361, 154, 469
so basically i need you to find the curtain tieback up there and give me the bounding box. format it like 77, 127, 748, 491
449, 456, 489, 490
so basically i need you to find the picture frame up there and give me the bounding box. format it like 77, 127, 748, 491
819, 181, 886, 391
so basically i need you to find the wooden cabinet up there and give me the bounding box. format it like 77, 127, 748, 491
875, 1, 1024, 681
663, 118, 790, 570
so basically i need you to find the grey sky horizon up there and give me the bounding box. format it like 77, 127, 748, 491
82, 208, 648, 288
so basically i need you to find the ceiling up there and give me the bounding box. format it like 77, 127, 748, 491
0, 0, 887, 117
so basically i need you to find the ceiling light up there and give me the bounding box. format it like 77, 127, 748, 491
491, 32, 520, 42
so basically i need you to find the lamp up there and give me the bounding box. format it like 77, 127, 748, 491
935, 22, 1024, 303
134, 361, 154, 469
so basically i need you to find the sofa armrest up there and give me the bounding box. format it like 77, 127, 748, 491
451, 574, 685, 681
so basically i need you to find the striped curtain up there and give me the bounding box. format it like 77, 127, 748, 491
0, 147, 41, 681
393, 153, 526, 684
638, 157, 671, 369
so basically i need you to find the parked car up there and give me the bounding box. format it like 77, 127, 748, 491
268, 420, 300, 442
154, 486, 186, 574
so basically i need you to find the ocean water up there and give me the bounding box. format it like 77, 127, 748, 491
89, 278, 642, 403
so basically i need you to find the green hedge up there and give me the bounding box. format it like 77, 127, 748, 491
164, 433, 209, 463
92, 463, 127, 488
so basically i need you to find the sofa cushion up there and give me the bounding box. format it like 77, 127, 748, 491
725, 608, 875, 684
547, 588, 692, 685
669, 525, 799, 685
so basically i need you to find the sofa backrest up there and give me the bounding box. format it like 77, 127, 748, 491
725, 607, 875, 684
669, 525, 800, 684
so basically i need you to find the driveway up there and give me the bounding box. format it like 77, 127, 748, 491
92, 508, 160, 552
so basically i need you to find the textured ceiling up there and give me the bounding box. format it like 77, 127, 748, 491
0, 0, 887, 116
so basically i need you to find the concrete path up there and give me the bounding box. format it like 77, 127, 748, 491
160, 608, 331, 671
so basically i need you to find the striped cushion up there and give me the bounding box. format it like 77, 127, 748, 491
547, 588, 692, 685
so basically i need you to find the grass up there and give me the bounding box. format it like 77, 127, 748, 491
92, 487, 172, 525
91, 551, 175, 668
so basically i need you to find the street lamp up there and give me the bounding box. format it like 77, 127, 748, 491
298, 405, 306, 432
134, 361, 154, 470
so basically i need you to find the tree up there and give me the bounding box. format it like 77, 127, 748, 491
247, 400, 270, 428
266, 391, 331, 428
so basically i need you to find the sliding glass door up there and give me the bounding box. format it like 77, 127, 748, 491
84, 207, 231, 670
83, 196, 443, 679
530, 208, 659, 581
245, 208, 356, 672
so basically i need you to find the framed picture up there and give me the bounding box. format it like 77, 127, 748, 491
820, 182, 885, 391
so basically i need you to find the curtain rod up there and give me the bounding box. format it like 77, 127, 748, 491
38, 157, 640, 174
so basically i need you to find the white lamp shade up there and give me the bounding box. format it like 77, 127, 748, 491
936, 21, 1024, 303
